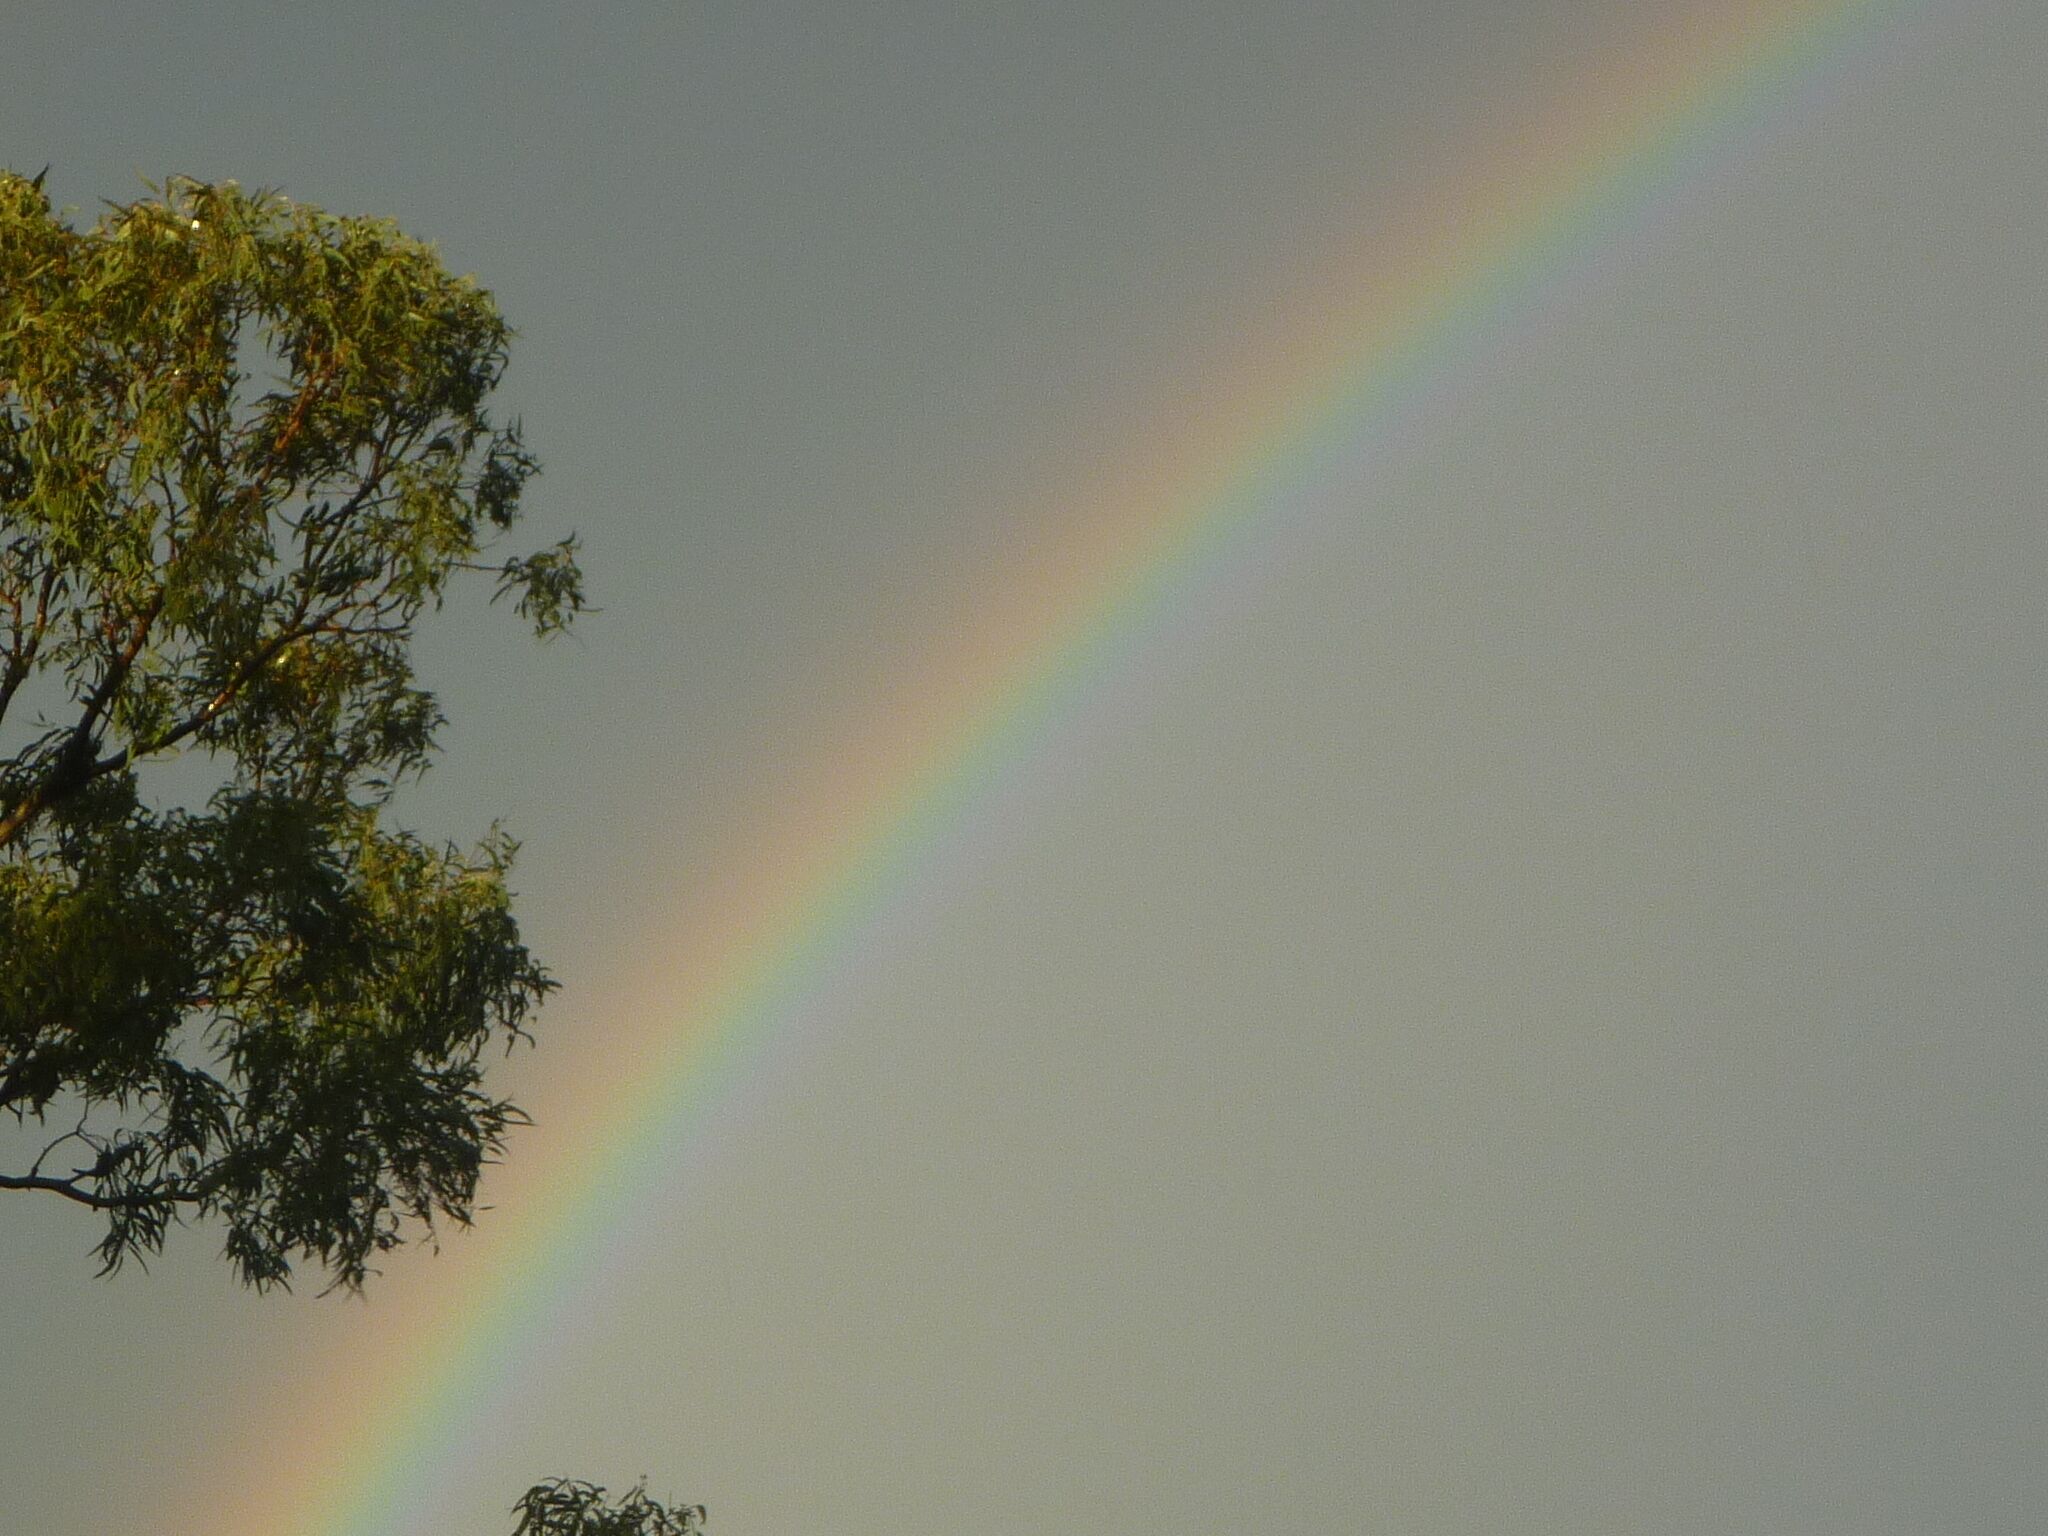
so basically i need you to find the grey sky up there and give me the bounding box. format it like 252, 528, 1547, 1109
3, 1, 2044, 1532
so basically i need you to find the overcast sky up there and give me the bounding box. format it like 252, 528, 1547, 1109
3, 2, 2044, 1532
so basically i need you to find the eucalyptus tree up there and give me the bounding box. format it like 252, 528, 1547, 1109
0, 170, 585, 1291
512, 1479, 708, 1536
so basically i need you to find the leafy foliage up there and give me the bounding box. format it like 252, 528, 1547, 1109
0, 171, 586, 1290
513, 1479, 707, 1536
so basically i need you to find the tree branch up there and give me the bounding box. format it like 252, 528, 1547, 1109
0, 590, 163, 847
0, 565, 60, 731
26, 1116, 92, 1179
0, 1167, 199, 1212
0, 363, 352, 846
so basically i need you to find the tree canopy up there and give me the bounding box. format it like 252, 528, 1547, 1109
513, 1479, 708, 1536
0, 171, 585, 1291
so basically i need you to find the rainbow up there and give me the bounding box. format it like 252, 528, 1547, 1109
218, 0, 1917, 1529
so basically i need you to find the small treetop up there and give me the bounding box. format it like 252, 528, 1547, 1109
513, 1479, 707, 1536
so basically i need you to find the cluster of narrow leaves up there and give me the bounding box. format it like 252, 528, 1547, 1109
0, 170, 586, 1290
513, 1479, 707, 1536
